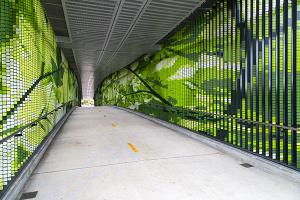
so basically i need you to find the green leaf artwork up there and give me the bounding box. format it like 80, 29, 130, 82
95, 0, 300, 170
0, 0, 79, 192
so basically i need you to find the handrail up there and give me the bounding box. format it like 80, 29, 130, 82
0, 102, 73, 144
142, 104, 300, 132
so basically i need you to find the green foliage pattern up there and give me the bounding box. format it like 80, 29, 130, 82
95, 0, 300, 170
0, 0, 79, 192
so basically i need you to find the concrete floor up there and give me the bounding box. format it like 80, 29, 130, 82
22, 107, 300, 200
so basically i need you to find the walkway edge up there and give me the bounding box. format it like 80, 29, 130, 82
113, 106, 300, 183
1, 107, 76, 200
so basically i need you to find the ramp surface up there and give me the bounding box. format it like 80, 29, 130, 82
22, 107, 300, 200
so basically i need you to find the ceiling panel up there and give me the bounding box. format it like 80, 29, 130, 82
61, 0, 204, 98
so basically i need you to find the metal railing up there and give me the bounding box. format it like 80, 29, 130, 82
134, 103, 300, 171
0, 101, 74, 196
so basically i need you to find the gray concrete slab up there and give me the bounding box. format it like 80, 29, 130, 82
22, 107, 300, 200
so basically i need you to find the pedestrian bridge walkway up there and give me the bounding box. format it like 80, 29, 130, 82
20, 107, 300, 200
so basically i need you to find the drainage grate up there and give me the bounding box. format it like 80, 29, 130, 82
240, 163, 254, 168
20, 191, 38, 199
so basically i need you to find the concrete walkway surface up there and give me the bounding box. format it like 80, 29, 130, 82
21, 107, 300, 200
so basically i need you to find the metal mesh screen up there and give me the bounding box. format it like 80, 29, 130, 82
95, 0, 300, 171
0, 0, 79, 195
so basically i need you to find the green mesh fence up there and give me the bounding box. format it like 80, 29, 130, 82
0, 0, 79, 194
95, 0, 300, 170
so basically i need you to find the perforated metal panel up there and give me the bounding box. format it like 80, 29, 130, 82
62, 0, 204, 98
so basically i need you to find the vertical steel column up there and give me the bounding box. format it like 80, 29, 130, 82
207, 8, 210, 134
291, 0, 297, 166
203, 12, 207, 134
226, 0, 231, 143
255, 0, 260, 153
268, 0, 273, 159
230, 0, 234, 144
197, 15, 201, 132
282, 0, 289, 163
208, 10, 212, 135
249, 0, 254, 151
194, 18, 197, 131
261, 0, 266, 155
235, 0, 240, 146
202, 13, 205, 133
224, 2, 228, 142
239, 0, 244, 147
215, 3, 222, 139
275, 0, 280, 160
214, 4, 216, 137
183, 26, 185, 124
212, 2, 220, 138
183, 24, 186, 127
221, 2, 224, 140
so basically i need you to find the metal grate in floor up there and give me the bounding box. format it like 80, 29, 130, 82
20, 191, 38, 199
240, 163, 254, 168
